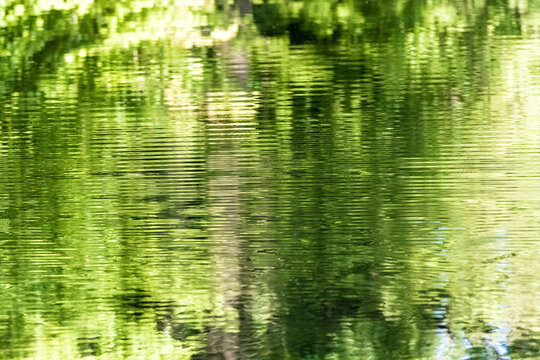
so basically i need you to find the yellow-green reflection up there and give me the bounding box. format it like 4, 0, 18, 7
1, 0, 540, 359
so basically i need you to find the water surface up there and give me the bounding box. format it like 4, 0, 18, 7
2, 1, 540, 359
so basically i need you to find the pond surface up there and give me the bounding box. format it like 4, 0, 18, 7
2, 1, 540, 359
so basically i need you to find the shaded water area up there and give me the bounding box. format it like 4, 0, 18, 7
2, 0, 540, 359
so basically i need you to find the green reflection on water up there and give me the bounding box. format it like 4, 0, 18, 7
1, 0, 540, 359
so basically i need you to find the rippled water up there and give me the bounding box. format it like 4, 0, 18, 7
2, 1, 540, 359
